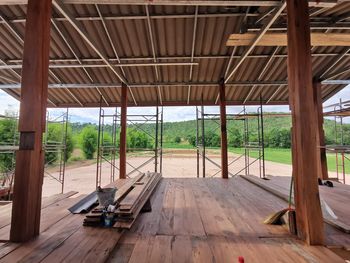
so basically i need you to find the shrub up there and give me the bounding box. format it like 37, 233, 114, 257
0, 118, 17, 172
80, 126, 98, 159
45, 123, 74, 164
174, 136, 181, 144
126, 128, 152, 149
228, 128, 243, 147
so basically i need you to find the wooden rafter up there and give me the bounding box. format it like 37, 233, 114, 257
227, 33, 350, 46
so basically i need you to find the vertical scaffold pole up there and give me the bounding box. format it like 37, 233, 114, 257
201, 97, 205, 178
160, 107, 164, 174
155, 105, 159, 173
96, 96, 102, 188
196, 106, 199, 178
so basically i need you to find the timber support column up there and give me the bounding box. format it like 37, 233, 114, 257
119, 82, 127, 179
219, 78, 229, 179
313, 81, 328, 180
10, 0, 52, 242
287, 0, 324, 245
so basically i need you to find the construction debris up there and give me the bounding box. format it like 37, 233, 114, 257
83, 172, 162, 228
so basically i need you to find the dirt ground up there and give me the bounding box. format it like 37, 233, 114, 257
42, 149, 347, 197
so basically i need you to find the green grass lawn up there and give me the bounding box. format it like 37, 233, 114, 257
229, 147, 350, 173
162, 142, 195, 149
161, 143, 349, 174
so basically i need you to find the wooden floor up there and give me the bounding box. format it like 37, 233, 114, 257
0, 177, 345, 262
241, 174, 350, 251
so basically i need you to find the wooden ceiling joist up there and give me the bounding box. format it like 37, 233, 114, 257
0, 0, 337, 7
227, 33, 350, 46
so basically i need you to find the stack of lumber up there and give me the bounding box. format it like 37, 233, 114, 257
83, 172, 161, 228
114, 172, 162, 229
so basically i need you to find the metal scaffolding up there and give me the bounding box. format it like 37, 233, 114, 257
324, 99, 350, 184
196, 102, 265, 178
95, 105, 163, 188
0, 113, 18, 200
44, 109, 69, 194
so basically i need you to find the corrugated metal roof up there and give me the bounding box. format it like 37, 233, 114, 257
0, 2, 349, 107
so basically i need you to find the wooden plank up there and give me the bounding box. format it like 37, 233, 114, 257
191, 236, 214, 263
286, 0, 324, 245
114, 175, 162, 228
129, 179, 166, 235
219, 80, 228, 179
313, 81, 329, 180
240, 174, 350, 234
118, 173, 155, 210
9, 0, 52, 242
0, 191, 78, 230
128, 235, 154, 263
0, 195, 86, 261
227, 33, 350, 46
148, 235, 172, 263
119, 82, 127, 179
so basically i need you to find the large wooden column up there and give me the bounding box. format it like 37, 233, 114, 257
286, 0, 324, 245
219, 79, 228, 179
119, 82, 127, 179
313, 81, 328, 180
10, 0, 52, 242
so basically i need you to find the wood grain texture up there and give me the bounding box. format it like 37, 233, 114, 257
9, 0, 52, 242
286, 0, 324, 245
313, 81, 329, 180
112, 178, 343, 262
0, 178, 344, 262
227, 33, 350, 46
219, 80, 228, 179
119, 82, 127, 179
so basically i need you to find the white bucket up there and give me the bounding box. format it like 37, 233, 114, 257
97, 187, 117, 207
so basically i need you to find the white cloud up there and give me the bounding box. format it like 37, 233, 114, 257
0, 90, 19, 115
1, 85, 349, 123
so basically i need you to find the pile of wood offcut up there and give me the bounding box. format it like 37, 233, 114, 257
83, 172, 162, 229
114, 172, 162, 228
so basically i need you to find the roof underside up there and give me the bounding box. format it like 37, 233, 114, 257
0, 0, 350, 107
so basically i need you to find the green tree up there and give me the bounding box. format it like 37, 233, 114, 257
228, 128, 242, 147
174, 136, 181, 144
45, 123, 74, 164
278, 129, 291, 148
0, 117, 17, 172
80, 126, 98, 159
127, 128, 152, 149
187, 135, 196, 147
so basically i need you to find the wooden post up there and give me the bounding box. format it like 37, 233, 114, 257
286, 0, 324, 245
313, 81, 329, 180
219, 79, 229, 179
10, 0, 52, 242
119, 82, 127, 179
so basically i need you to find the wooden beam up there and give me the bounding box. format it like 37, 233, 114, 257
119, 82, 127, 179
227, 33, 350, 46
286, 0, 324, 245
313, 81, 328, 180
10, 0, 52, 242
224, 1, 286, 83
0, 0, 337, 7
219, 80, 228, 179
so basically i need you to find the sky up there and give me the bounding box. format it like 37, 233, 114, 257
0, 85, 349, 123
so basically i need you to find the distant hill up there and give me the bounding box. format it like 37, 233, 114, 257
70, 113, 350, 147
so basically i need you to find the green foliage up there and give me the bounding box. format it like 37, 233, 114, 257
187, 135, 196, 147
0, 118, 17, 172
266, 128, 291, 148
228, 128, 242, 147
45, 123, 74, 164
126, 128, 152, 149
206, 131, 220, 147
80, 126, 98, 159
174, 136, 181, 144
